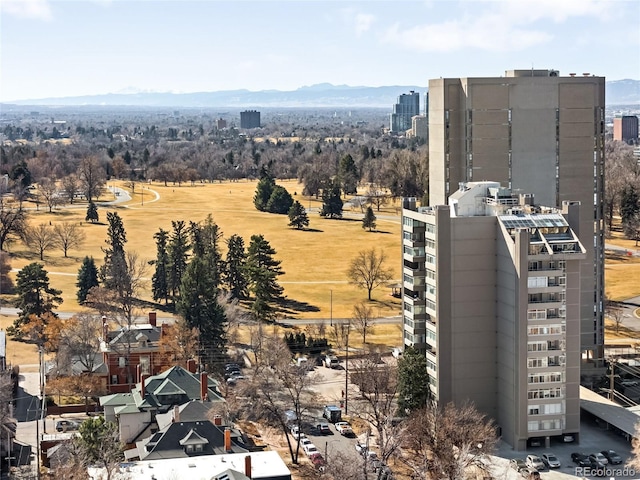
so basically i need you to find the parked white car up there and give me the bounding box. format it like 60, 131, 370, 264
335, 421, 354, 436
526, 455, 545, 471
303, 443, 319, 456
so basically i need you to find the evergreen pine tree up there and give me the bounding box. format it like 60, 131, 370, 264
253, 169, 275, 211
86, 201, 99, 223
362, 206, 377, 232
100, 212, 127, 294
338, 153, 359, 195
9, 263, 62, 338
621, 185, 640, 225
151, 228, 170, 304
288, 201, 309, 229
397, 347, 431, 416
320, 180, 343, 218
246, 234, 284, 321
168, 220, 190, 300
76, 256, 99, 304
224, 234, 248, 299
176, 256, 227, 370
266, 185, 293, 214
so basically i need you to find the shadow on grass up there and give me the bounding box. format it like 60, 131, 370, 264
277, 297, 320, 314
367, 298, 402, 310
133, 298, 175, 314
48, 210, 79, 217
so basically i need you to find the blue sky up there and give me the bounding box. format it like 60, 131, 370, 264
1, 0, 639, 102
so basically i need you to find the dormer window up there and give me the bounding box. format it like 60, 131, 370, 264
136, 332, 149, 347
179, 429, 209, 455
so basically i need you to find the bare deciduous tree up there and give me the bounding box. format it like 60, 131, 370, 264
399, 401, 497, 480
61, 311, 104, 374
22, 223, 56, 260
61, 174, 81, 205
350, 352, 400, 475
38, 177, 62, 212
78, 156, 106, 202
329, 321, 350, 349
347, 248, 393, 301
241, 332, 317, 465
158, 316, 200, 364
605, 297, 625, 334
352, 302, 374, 347
53, 221, 86, 257
0, 198, 26, 251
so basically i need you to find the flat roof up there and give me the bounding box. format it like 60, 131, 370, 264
88, 450, 291, 480
580, 385, 639, 438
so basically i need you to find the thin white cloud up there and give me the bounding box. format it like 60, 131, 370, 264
338, 7, 376, 37
380, 0, 612, 53
381, 16, 551, 53
501, 0, 611, 24
354, 13, 375, 36
0, 0, 52, 20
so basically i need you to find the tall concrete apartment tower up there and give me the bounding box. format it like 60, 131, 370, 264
390, 91, 420, 133
240, 110, 261, 129
613, 115, 639, 144
427, 70, 605, 361
402, 182, 586, 449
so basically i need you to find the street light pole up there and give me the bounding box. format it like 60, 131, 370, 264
330, 290, 333, 327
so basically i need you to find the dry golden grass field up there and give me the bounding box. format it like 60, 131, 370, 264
5, 183, 640, 367
8, 179, 402, 319
4, 180, 405, 366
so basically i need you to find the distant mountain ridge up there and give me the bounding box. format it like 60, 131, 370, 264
3, 80, 639, 108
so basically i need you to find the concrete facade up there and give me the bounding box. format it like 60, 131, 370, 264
390, 90, 420, 133
401, 181, 585, 449
427, 70, 605, 360
240, 110, 260, 129
613, 115, 639, 144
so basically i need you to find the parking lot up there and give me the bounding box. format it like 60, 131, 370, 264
495, 417, 636, 479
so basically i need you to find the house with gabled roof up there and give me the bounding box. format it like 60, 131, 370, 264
99, 365, 223, 444
126, 402, 249, 461
100, 312, 175, 394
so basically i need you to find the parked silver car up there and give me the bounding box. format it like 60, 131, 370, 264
541, 453, 561, 468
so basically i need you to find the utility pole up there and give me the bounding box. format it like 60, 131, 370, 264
330, 290, 333, 327
344, 320, 350, 415
608, 357, 617, 402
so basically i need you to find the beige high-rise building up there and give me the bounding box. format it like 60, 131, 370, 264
427, 70, 605, 359
402, 182, 585, 449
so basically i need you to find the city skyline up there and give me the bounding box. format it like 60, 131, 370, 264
1, 0, 639, 103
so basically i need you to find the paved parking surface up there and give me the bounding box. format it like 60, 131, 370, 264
496, 416, 636, 479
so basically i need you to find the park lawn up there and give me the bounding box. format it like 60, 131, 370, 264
0, 313, 42, 370
8, 179, 402, 321
605, 248, 640, 302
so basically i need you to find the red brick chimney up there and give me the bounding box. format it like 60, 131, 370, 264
148, 311, 157, 327
213, 415, 222, 426
186, 359, 196, 373
173, 405, 180, 423
200, 372, 208, 401
224, 428, 232, 452
244, 455, 252, 478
